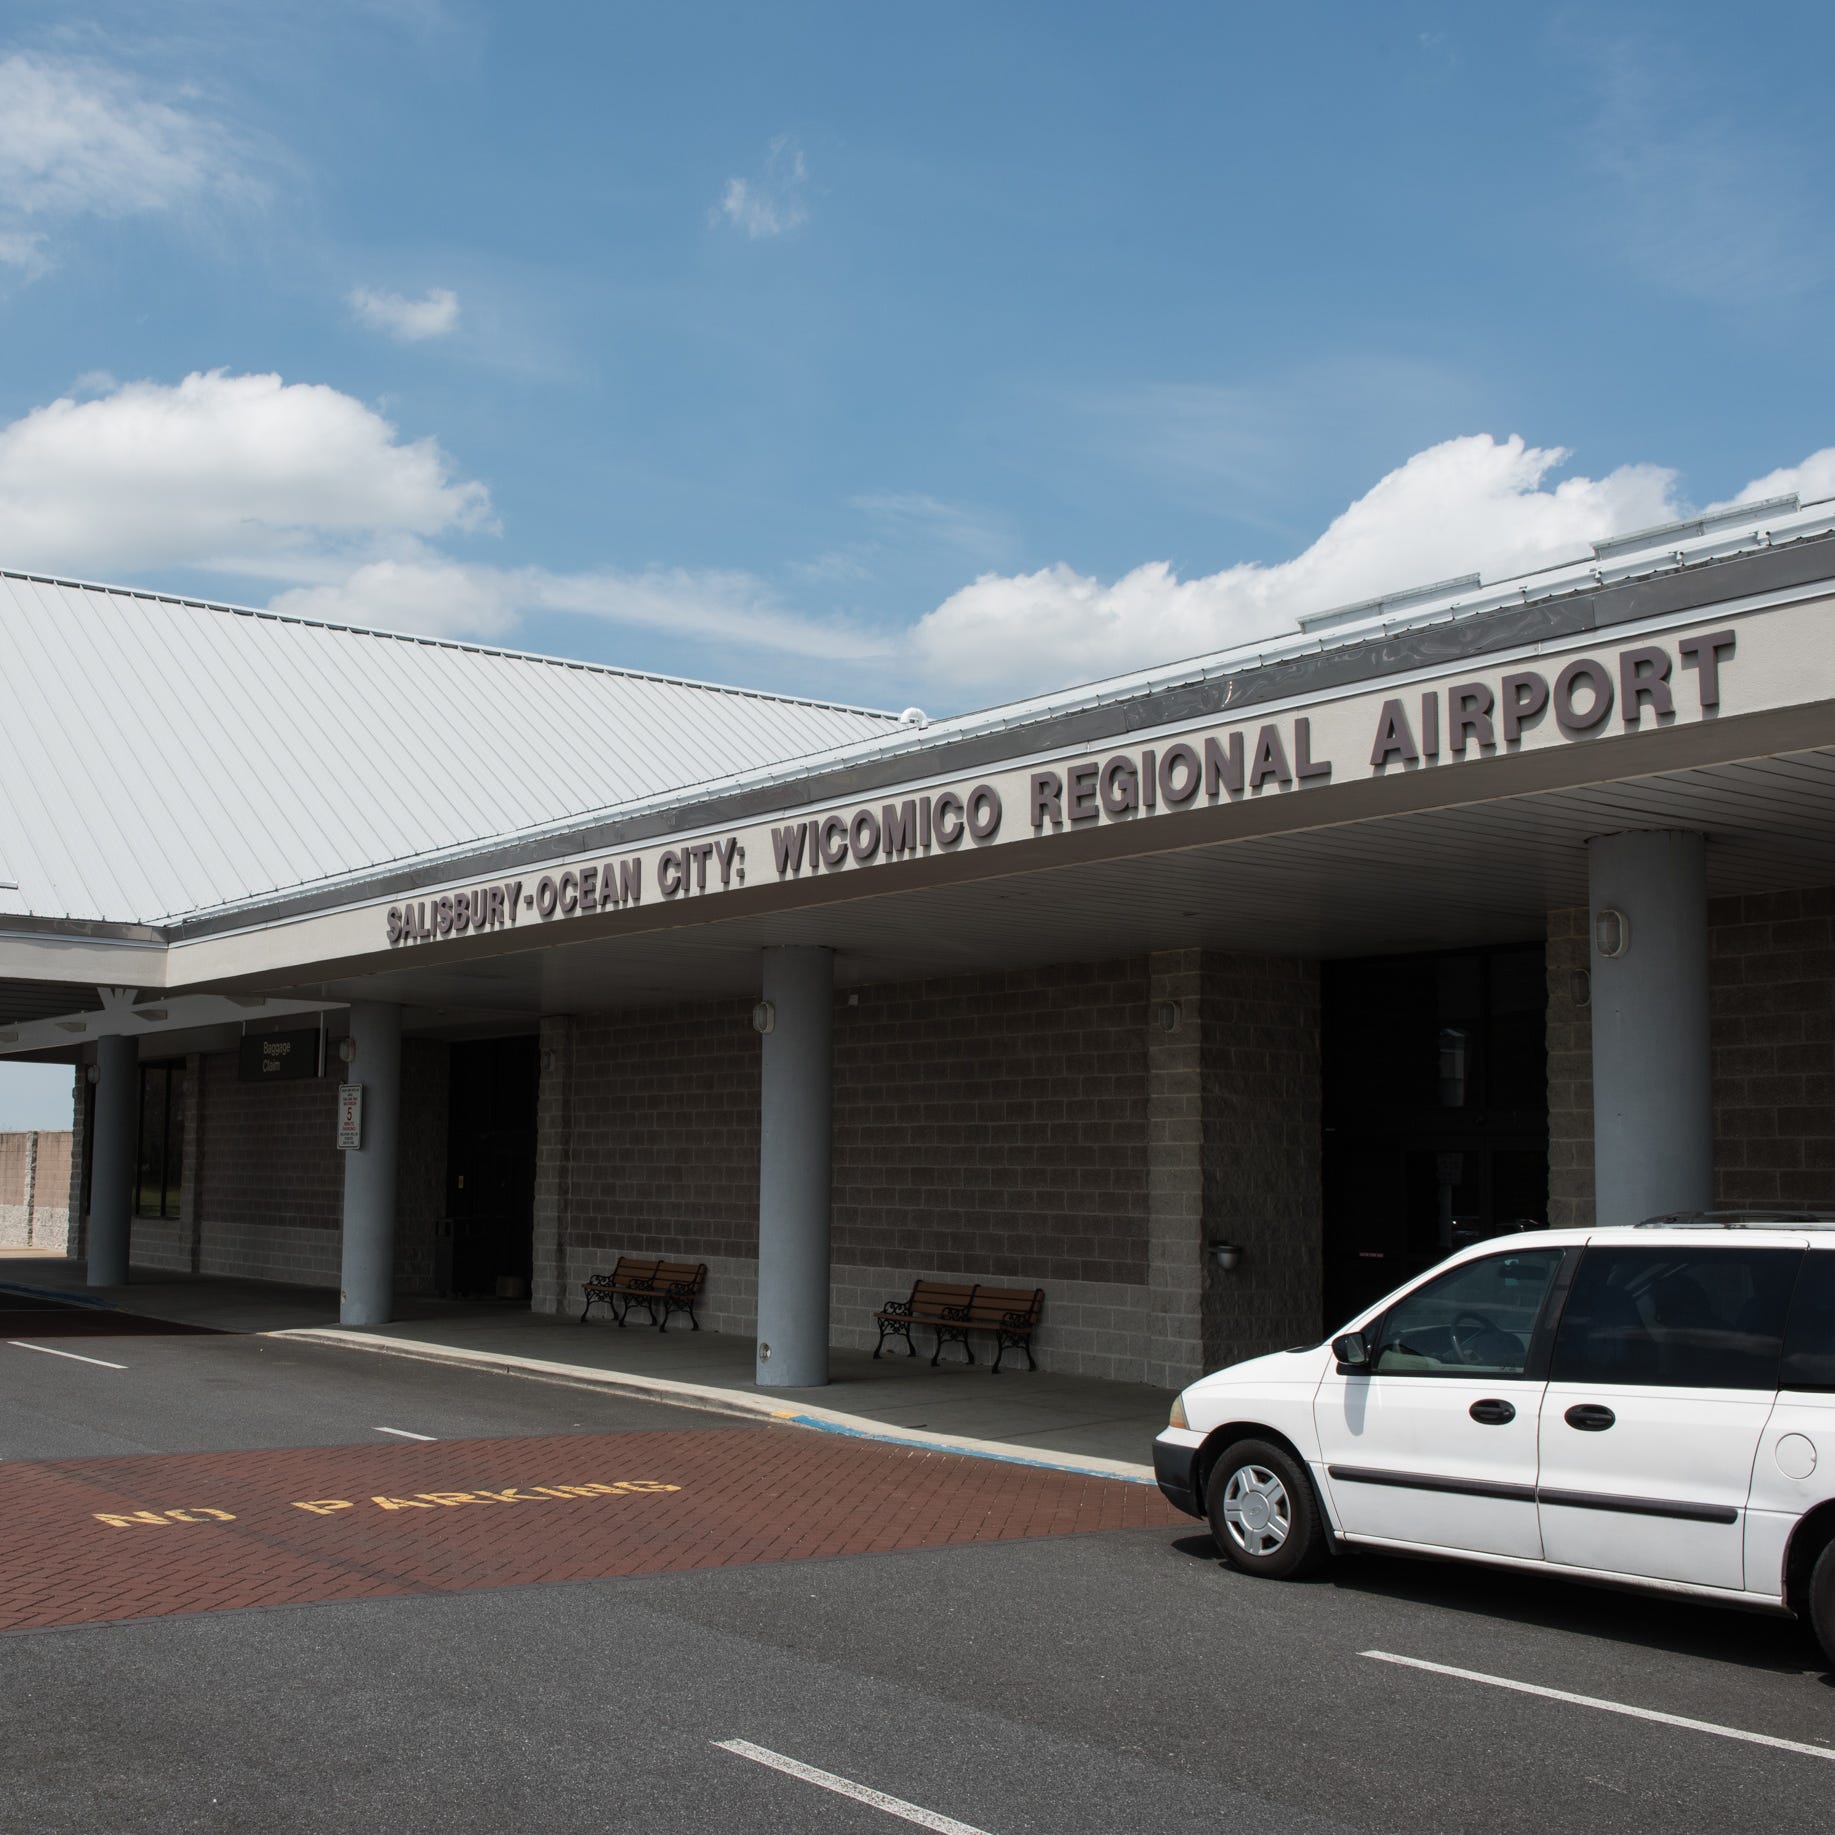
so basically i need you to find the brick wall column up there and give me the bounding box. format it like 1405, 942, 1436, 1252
181, 1052, 204, 1273
22, 1129, 37, 1245
1200, 953, 1323, 1367
1546, 908, 1594, 1227
531, 1015, 574, 1314
69, 1058, 89, 1259
1145, 949, 1205, 1389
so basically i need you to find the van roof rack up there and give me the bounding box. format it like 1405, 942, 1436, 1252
1633, 1209, 1835, 1229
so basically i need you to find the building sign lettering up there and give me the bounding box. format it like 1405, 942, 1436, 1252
382, 629, 1736, 950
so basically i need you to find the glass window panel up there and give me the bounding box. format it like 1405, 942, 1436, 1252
1551, 1247, 1801, 1391
135, 1065, 166, 1219
1371, 1249, 1562, 1377
163, 1067, 186, 1219
1782, 1252, 1835, 1392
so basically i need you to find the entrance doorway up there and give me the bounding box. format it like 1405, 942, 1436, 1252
1321, 944, 1548, 1328
441, 1035, 539, 1299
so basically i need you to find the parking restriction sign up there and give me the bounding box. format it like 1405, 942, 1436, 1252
336, 1083, 363, 1150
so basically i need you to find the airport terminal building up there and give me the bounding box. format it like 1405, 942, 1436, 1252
5, 493, 1835, 1390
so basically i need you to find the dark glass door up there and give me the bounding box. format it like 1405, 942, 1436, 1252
443, 1036, 539, 1298
1321, 945, 1548, 1328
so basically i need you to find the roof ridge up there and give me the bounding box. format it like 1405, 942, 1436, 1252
0, 565, 900, 720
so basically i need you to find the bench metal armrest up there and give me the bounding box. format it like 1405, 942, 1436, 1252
880, 1299, 913, 1317
1000, 1309, 1036, 1329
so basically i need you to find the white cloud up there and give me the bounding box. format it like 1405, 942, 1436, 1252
0, 366, 877, 663
0, 369, 491, 579
348, 284, 461, 342
1722, 448, 1835, 511
907, 435, 1687, 702
270, 557, 882, 659
268, 556, 520, 638
714, 135, 809, 239
0, 51, 256, 273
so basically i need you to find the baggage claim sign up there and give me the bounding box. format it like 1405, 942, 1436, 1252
384, 628, 1737, 948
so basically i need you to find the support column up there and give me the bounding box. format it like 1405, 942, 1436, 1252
1145, 949, 1206, 1389
530, 1014, 574, 1315
87, 1033, 137, 1287
339, 1001, 402, 1326
1587, 830, 1713, 1225
755, 946, 833, 1387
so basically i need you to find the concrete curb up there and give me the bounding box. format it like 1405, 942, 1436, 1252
270, 1325, 1159, 1486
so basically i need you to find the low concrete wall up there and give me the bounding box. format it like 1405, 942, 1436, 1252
0, 1129, 72, 1249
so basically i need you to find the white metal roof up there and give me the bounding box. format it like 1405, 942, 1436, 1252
0, 571, 900, 925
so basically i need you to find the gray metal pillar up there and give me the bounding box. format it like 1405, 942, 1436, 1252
339, 1001, 402, 1326
755, 947, 833, 1386
1587, 830, 1713, 1225
87, 1033, 138, 1287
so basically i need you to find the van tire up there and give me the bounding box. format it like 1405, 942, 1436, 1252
1811, 1536, 1835, 1670
1205, 1438, 1329, 1580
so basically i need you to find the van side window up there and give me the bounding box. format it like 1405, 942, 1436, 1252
1370, 1250, 1562, 1377
1550, 1247, 1801, 1390
1782, 1254, 1835, 1392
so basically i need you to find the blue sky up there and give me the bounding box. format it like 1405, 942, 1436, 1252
2, 2, 1833, 1123
1, 1, 1832, 717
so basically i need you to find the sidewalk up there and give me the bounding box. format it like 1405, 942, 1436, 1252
0, 1256, 1175, 1480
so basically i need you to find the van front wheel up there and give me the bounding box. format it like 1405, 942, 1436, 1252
1204, 1439, 1328, 1580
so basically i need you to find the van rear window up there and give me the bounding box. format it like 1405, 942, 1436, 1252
1782, 1253, 1835, 1392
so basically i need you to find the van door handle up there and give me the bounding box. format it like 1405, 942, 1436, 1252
1564, 1403, 1616, 1432
1469, 1398, 1516, 1425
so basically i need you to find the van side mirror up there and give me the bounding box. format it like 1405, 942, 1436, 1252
1332, 1330, 1372, 1373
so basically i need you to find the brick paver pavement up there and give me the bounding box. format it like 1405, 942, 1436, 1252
0, 1427, 1183, 1631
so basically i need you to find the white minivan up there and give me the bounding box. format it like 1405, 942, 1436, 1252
1153, 1217, 1835, 1665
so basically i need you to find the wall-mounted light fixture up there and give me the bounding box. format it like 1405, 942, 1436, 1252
1207, 1240, 1242, 1272
337, 1036, 357, 1064
1157, 1000, 1182, 1034
1570, 968, 1592, 1008
1594, 907, 1630, 959
85, 1064, 101, 1085
751, 1001, 776, 1036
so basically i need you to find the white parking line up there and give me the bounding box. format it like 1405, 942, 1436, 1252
1363, 1651, 1835, 1762
712, 1739, 995, 1833
374, 1426, 436, 1441
7, 1341, 127, 1370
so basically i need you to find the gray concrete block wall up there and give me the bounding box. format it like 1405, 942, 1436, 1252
1710, 886, 1835, 1208
1145, 950, 1205, 1388
1550, 886, 1835, 1222
1200, 952, 1323, 1367
572, 1252, 1155, 1382
531, 1015, 574, 1315
1546, 906, 1594, 1228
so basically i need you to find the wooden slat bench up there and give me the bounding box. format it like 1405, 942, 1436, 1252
873, 1279, 1045, 1373
580, 1256, 707, 1331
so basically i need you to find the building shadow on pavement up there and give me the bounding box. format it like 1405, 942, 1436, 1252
1164, 1527, 1832, 1684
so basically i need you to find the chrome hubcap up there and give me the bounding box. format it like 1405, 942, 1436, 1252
1221, 1464, 1291, 1557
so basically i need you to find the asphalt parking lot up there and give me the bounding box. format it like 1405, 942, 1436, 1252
4, 1291, 1832, 1834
